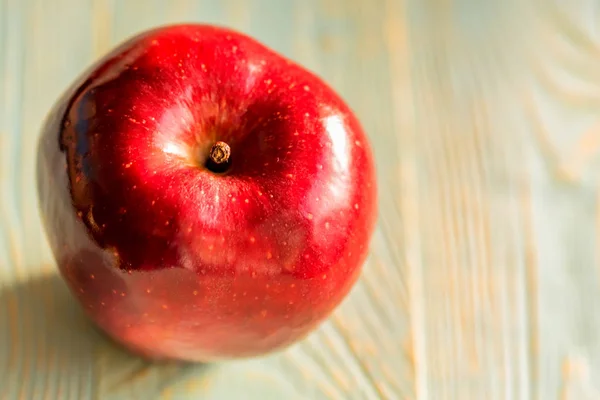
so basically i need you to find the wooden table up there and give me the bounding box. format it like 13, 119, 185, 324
2, 0, 599, 399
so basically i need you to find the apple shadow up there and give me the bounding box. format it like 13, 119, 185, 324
0, 271, 212, 397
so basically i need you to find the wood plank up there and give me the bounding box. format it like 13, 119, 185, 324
526, 2, 600, 398
402, 1, 537, 397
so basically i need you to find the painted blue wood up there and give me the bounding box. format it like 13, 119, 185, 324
4, 0, 600, 399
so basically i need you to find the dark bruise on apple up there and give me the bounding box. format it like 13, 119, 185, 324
36, 24, 377, 361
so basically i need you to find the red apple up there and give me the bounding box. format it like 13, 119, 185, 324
37, 24, 377, 361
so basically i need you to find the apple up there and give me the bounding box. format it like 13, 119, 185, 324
36, 24, 377, 361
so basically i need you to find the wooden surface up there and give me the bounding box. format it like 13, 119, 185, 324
2, 0, 600, 399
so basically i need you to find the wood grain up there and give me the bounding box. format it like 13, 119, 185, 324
2, 0, 600, 399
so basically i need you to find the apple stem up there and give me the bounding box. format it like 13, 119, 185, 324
206, 141, 231, 173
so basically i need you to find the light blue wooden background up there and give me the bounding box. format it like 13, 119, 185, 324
2, 0, 600, 399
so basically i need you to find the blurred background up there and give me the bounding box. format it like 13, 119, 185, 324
2, 0, 600, 399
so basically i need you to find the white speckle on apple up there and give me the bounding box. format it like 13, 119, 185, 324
303, 85, 310, 91
266, 251, 273, 259
322, 274, 327, 280
290, 283, 296, 288
215, 195, 220, 202
162, 304, 168, 309
264, 79, 272, 85
249, 236, 256, 243
193, 290, 198, 295
286, 174, 294, 179
244, 198, 249, 204
146, 288, 151, 293
201, 64, 207, 72
307, 213, 313, 220
124, 162, 132, 168
325, 222, 330, 229
208, 244, 214, 250
260, 60, 266, 65
257, 191, 263, 196
304, 113, 309, 117
316, 164, 323, 170
293, 131, 299, 136
231, 197, 236, 202
354, 204, 359, 209
355, 140, 361, 147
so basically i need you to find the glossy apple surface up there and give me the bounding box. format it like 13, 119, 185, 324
37, 24, 377, 361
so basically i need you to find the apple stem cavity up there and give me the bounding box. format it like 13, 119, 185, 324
206, 141, 231, 173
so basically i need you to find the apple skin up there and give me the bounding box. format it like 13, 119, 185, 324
37, 24, 377, 361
